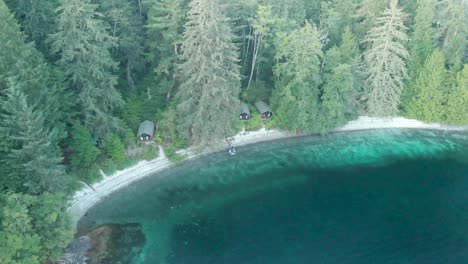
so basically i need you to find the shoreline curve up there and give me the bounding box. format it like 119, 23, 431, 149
68, 116, 468, 226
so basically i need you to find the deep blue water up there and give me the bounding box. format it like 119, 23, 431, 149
78, 129, 468, 263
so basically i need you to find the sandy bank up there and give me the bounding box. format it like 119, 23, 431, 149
68, 116, 467, 225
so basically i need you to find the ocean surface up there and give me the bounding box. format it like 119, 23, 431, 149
78, 129, 468, 264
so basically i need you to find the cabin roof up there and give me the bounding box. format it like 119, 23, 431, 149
240, 102, 250, 115
138, 120, 155, 137
255, 101, 271, 113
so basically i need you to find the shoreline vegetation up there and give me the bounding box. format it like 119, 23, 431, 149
1, 0, 467, 262
68, 116, 468, 225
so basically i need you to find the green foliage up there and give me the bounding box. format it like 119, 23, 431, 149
320, 0, 360, 45
272, 22, 323, 133
435, 0, 467, 71
104, 134, 126, 169
244, 114, 264, 131
320, 64, 355, 132
28, 193, 73, 262
49, 0, 124, 136
124, 128, 137, 148
0, 0, 69, 141
405, 51, 447, 122
364, 0, 409, 116
164, 145, 186, 164
141, 144, 159, 161
407, 0, 436, 79
68, 124, 101, 183
0, 192, 73, 264
120, 96, 145, 130
146, 0, 186, 101
176, 0, 241, 146
0, 87, 67, 194
158, 105, 188, 149
445, 65, 468, 125
241, 81, 272, 104
99, 0, 146, 93
4, 0, 59, 54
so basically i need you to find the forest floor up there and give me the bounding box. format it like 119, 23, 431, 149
67, 116, 467, 226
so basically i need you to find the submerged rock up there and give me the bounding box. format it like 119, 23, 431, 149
60, 236, 92, 264
61, 223, 145, 264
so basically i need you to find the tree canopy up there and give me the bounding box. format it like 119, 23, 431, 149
0, 0, 467, 261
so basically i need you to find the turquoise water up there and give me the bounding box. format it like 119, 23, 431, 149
78, 129, 468, 263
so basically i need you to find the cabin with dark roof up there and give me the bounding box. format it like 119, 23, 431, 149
137, 120, 155, 142
240, 102, 250, 120
255, 101, 273, 118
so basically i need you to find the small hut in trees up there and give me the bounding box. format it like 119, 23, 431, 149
255, 101, 273, 118
240, 102, 250, 120
137, 120, 155, 142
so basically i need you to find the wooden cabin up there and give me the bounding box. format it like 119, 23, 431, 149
137, 120, 155, 142
255, 101, 273, 118
239, 102, 250, 120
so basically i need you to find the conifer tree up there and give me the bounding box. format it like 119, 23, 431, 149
272, 22, 323, 133
363, 0, 409, 116
0, 87, 67, 194
0, 0, 69, 141
68, 124, 101, 183
177, 0, 241, 146
435, 0, 467, 71
104, 133, 126, 169
406, 51, 447, 122
146, 0, 186, 101
320, 64, 354, 132
407, 0, 436, 78
445, 65, 468, 124
100, 0, 146, 92
320, 28, 361, 132
4, 0, 59, 53
49, 0, 123, 137
321, 0, 359, 45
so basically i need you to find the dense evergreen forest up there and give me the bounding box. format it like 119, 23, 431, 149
0, 0, 466, 261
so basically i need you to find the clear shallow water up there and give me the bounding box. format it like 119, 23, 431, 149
78, 129, 468, 264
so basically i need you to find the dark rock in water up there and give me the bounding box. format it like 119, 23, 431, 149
60, 236, 92, 264
86, 223, 145, 264
61, 223, 145, 264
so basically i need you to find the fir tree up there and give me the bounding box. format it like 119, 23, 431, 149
68, 123, 101, 183
100, 0, 146, 93
146, 0, 187, 101
49, 0, 124, 137
320, 0, 359, 45
407, 0, 436, 78
406, 50, 447, 122
177, 0, 241, 146
0, 87, 67, 194
0, 0, 69, 141
4, 0, 59, 54
364, 0, 409, 116
104, 133, 126, 169
445, 65, 468, 124
272, 22, 323, 133
435, 0, 467, 71
320, 64, 354, 132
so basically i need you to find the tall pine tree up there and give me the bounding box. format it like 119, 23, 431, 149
4, 0, 59, 54
272, 22, 323, 133
0, 86, 67, 194
0, 0, 69, 141
445, 65, 468, 124
406, 50, 447, 122
435, 0, 467, 71
49, 0, 123, 137
146, 0, 187, 101
363, 0, 409, 116
177, 0, 241, 146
